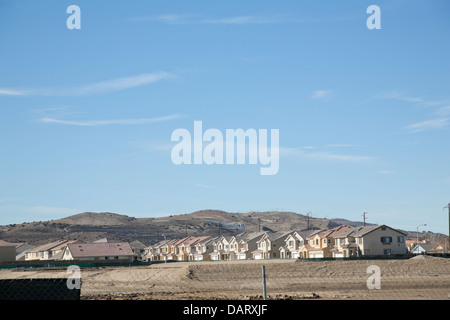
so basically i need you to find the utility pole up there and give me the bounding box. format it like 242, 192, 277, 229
258, 218, 261, 232
362, 212, 367, 227
445, 203, 450, 254
306, 212, 311, 230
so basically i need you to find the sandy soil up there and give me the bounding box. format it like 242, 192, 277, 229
1, 256, 449, 300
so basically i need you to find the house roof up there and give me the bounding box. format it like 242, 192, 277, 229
412, 243, 437, 252
346, 225, 407, 238
180, 236, 210, 246
0, 240, 19, 247
299, 244, 323, 251
171, 237, 191, 246
26, 240, 67, 253
315, 225, 355, 239
196, 236, 218, 246
67, 242, 134, 258
267, 231, 293, 241
51, 240, 79, 251
129, 240, 147, 249
151, 240, 171, 248
235, 231, 266, 243
293, 230, 318, 240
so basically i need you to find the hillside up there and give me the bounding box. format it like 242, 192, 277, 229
0, 210, 332, 245
0, 210, 444, 246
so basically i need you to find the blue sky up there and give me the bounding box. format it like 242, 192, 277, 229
0, 0, 449, 234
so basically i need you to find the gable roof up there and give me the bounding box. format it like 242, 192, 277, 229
235, 231, 266, 243
67, 242, 134, 258
26, 240, 68, 253
347, 225, 407, 237
309, 225, 354, 239
179, 236, 210, 246
129, 240, 147, 249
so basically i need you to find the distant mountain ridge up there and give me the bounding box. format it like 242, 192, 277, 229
0, 210, 444, 246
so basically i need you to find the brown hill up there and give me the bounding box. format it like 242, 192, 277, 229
53, 212, 137, 226
0, 210, 360, 246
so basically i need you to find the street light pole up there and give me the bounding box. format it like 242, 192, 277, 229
416, 224, 427, 254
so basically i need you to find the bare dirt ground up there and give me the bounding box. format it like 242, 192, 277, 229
1, 256, 449, 300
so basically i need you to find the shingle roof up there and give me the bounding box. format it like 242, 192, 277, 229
68, 242, 134, 258
347, 225, 407, 237
314, 225, 355, 239
26, 240, 67, 253
180, 236, 210, 246
129, 240, 147, 249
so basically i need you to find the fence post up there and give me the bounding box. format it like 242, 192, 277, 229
262, 265, 267, 300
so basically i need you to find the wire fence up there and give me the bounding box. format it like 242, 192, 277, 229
0, 256, 449, 300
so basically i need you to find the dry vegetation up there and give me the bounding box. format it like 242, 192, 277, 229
1, 256, 448, 300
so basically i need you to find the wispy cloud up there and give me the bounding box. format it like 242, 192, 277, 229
310, 90, 333, 100
130, 13, 290, 25
376, 90, 450, 133
39, 114, 183, 127
280, 147, 373, 163
404, 118, 449, 133
0, 72, 174, 97
0, 88, 26, 96
201, 16, 281, 25
375, 91, 425, 104
325, 144, 362, 148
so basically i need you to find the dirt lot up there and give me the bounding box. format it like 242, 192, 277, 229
1, 256, 449, 300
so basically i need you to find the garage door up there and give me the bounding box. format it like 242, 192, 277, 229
254, 254, 262, 260
314, 253, 323, 258
334, 253, 343, 258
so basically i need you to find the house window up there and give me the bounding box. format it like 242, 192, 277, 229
328, 239, 331, 244
380, 237, 392, 244
397, 236, 404, 243
384, 249, 391, 255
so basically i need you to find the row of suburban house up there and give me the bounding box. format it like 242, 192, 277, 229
0, 224, 446, 264
0, 238, 138, 263
146, 224, 414, 262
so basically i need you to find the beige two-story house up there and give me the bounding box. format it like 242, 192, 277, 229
299, 225, 354, 259
279, 230, 317, 259
332, 225, 407, 257
252, 231, 293, 259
